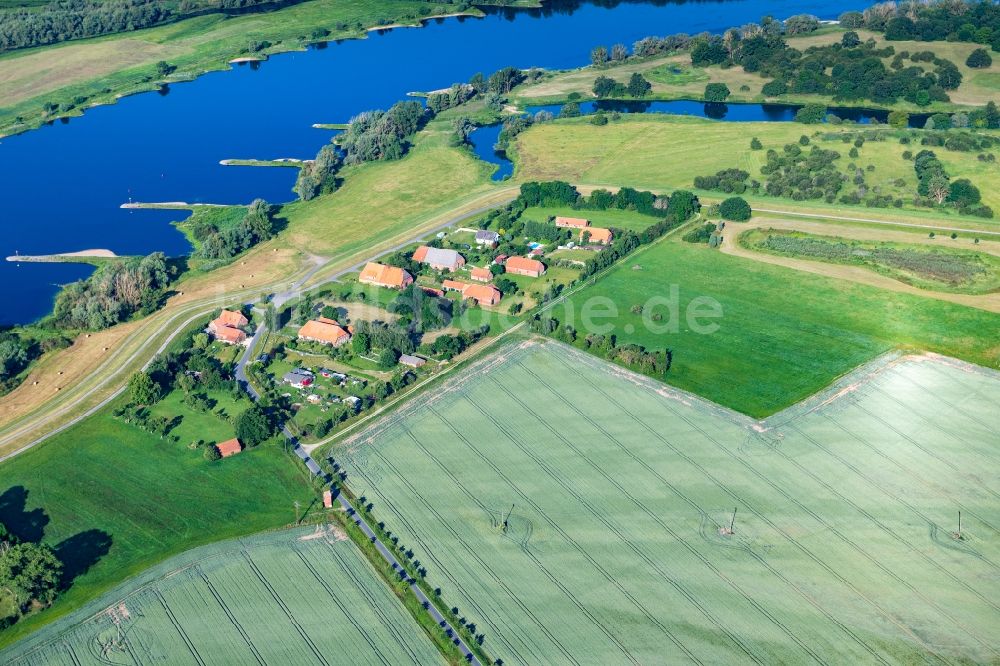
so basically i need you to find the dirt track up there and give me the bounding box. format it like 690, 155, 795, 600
721, 217, 1000, 313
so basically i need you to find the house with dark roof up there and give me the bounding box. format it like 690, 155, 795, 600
413, 246, 466, 271
283, 369, 314, 389
475, 230, 500, 246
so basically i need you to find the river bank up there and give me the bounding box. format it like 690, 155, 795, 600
0, 1, 486, 140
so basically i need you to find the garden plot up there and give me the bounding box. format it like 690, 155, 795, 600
0, 528, 443, 665
337, 339, 1000, 666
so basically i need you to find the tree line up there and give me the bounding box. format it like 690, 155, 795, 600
840, 1, 1000, 53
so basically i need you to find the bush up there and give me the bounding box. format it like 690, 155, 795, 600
718, 197, 752, 221
761, 80, 787, 96
966, 48, 992, 69
704, 83, 730, 102
750, 137, 763, 150
795, 104, 826, 124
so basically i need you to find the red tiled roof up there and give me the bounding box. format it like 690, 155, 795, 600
216, 310, 248, 328
505, 256, 546, 276
462, 284, 501, 306
216, 438, 242, 458
470, 267, 492, 282
555, 216, 589, 228
359, 262, 413, 289
298, 319, 351, 346
442, 279, 468, 292
212, 322, 247, 344
582, 227, 613, 244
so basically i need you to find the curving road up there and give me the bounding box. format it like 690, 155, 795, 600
0, 190, 517, 462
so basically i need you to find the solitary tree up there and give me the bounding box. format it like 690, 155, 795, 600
128, 371, 160, 406
235, 404, 272, 447
590, 46, 608, 67
966, 48, 992, 69
704, 83, 731, 102
719, 196, 752, 221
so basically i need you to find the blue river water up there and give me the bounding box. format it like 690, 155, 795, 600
0, 0, 870, 325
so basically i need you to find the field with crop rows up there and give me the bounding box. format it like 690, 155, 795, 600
336, 339, 1000, 665
0, 527, 443, 665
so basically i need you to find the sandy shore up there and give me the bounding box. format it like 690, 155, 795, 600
7, 249, 117, 262
120, 201, 226, 209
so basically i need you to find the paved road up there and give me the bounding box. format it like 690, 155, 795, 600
251, 384, 482, 664
1, 194, 515, 463
227, 201, 514, 665
234, 198, 512, 402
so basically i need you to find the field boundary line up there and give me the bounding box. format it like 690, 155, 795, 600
753, 208, 1000, 237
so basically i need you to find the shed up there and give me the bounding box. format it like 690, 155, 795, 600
215, 438, 243, 458
399, 354, 426, 368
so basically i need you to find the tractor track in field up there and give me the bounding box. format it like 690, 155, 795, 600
241, 550, 329, 666
549, 353, 939, 665
817, 413, 1000, 544
907, 366, 1000, 435
197, 569, 266, 665
292, 547, 392, 666
481, 381, 778, 664
788, 423, 1000, 583
425, 404, 651, 666
362, 436, 582, 666
584, 364, 997, 663
501, 362, 831, 666
570, 364, 964, 664
155, 590, 205, 666
318, 541, 421, 665
411, 408, 644, 663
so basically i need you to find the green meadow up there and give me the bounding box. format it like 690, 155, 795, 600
0, 396, 313, 648
556, 238, 1000, 416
